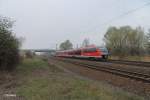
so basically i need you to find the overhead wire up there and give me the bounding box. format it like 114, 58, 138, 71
83, 1, 150, 34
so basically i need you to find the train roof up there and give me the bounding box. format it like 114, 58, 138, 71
56, 45, 98, 53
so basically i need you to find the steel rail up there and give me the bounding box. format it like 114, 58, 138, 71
55, 58, 150, 83
108, 60, 150, 67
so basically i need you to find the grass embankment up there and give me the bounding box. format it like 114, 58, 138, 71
16, 58, 145, 100
110, 56, 150, 62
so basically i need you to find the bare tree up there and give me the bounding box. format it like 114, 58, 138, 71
82, 38, 90, 47
146, 29, 150, 54
104, 26, 147, 57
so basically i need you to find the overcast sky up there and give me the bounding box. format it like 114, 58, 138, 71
0, 0, 150, 49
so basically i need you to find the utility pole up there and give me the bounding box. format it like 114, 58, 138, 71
56, 44, 58, 51
76, 44, 78, 49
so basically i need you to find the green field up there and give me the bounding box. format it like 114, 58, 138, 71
16, 58, 145, 100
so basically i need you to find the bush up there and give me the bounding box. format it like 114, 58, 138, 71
25, 51, 34, 58
0, 17, 20, 71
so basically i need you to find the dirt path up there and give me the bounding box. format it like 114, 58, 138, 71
0, 71, 24, 100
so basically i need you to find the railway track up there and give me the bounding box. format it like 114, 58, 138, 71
63, 57, 150, 68
108, 60, 150, 67
54, 57, 150, 83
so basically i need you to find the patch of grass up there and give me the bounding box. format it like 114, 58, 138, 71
17, 58, 49, 75
16, 58, 145, 100
110, 56, 150, 62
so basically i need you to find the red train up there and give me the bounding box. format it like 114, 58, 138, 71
55, 45, 109, 60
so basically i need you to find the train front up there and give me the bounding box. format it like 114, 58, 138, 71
98, 47, 109, 60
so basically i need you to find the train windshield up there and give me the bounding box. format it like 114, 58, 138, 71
98, 47, 108, 54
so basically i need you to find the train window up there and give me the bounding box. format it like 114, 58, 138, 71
84, 48, 96, 53
75, 50, 81, 55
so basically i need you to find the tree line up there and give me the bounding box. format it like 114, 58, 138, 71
104, 26, 150, 57
59, 38, 90, 50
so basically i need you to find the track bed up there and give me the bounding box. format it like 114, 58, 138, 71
50, 57, 150, 98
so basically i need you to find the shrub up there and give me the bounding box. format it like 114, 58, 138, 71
0, 16, 20, 71
25, 51, 34, 58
